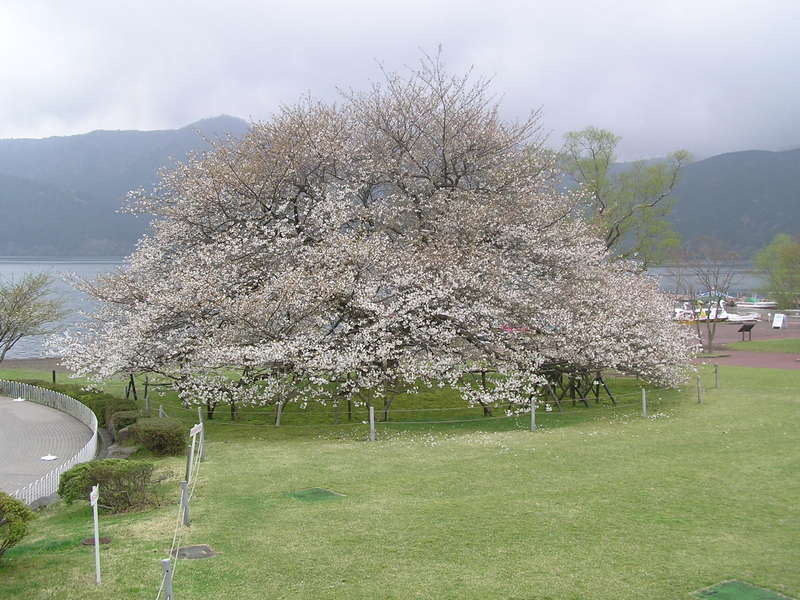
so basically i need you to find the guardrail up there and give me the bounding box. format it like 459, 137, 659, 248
1, 380, 98, 505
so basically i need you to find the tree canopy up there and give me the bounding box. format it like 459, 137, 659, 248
0, 273, 65, 364
56, 56, 695, 414
756, 233, 800, 308
561, 126, 690, 267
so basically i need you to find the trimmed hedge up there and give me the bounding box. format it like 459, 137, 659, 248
0, 492, 35, 560
130, 418, 186, 455
58, 460, 158, 512
109, 410, 139, 435
9, 380, 137, 427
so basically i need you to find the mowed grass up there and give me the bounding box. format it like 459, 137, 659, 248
1, 364, 798, 599
727, 338, 800, 353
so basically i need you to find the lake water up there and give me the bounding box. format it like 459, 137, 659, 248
0, 258, 121, 358
0, 259, 767, 359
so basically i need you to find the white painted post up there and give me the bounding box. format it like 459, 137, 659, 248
159, 405, 165, 418
187, 424, 201, 482
161, 558, 174, 599
369, 405, 376, 441
180, 480, 190, 526
197, 407, 206, 461
90, 484, 101, 585
275, 401, 283, 426
641, 388, 647, 418
530, 397, 537, 431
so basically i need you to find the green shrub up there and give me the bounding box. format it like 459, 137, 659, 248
110, 410, 139, 434
103, 398, 138, 426
0, 492, 35, 560
131, 418, 186, 455
57, 460, 159, 512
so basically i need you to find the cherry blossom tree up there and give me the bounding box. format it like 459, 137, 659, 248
55, 54, 696, 418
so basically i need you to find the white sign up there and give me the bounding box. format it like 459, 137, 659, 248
772, 313, 786, 329
190, 423, 203, 437
90, 485, 99, 507
41, 454, 58, 461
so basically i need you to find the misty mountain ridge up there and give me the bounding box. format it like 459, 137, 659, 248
0, 116, 798, 257
0, 115, 249, 255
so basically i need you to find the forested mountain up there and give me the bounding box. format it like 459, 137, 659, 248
0, 115, 249, 256
670, 148, 800, 255
0, 117, 797, 257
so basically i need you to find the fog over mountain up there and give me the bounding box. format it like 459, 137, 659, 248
0, 115, 249, 255
0, 116, 797, 257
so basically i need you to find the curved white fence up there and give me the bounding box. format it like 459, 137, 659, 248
1, 380, 98, 505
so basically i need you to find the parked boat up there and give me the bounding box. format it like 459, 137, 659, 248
735, 297, 778, 309
717, 302, 760, 324
673, 301, 728, 324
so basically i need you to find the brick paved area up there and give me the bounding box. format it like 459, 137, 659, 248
0, 395, 92, 494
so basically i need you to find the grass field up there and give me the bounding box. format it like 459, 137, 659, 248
1, 364, 798, 599
727, 338, 800, 353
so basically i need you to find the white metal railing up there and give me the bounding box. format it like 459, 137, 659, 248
1, 379, 98, 505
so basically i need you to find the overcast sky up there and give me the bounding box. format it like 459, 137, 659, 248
1, 0, 798, 160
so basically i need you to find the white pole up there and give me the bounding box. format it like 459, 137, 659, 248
641, 388, 647, 418
530, 397, 537, 431
186, 423, 201, 482
90, 485, 101, 585
275, 401, 283, 426
161, 558, 173, 599
369, 405, 376, 441
180, 480, 190, 526
198, 407, 206, 461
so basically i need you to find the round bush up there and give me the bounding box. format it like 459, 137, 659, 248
110, 410, 139, 435
131, 418, 186, 455
58, 459, 158, 512
0, 492, 35, 560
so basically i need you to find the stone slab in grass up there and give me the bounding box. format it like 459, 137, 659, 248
288, 487, 346, 502
693, 580, 795, 599
174, 545, 216, 559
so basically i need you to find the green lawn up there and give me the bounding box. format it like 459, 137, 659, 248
1, 364, 798, 599
727, 338, 800, 353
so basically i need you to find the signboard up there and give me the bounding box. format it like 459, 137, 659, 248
90, 485, 99, 506
772, 313, 786, 329
190, 423, 203, 437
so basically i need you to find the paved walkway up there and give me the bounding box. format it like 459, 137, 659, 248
710, 351, 800, 370
0, 395, 92, 494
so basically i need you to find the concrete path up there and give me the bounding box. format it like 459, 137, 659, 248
0, 395, 92, 494
710, 351, 800, 370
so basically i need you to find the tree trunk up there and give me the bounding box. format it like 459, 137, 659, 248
206, 401, 216, 420
382, 397, 394, 421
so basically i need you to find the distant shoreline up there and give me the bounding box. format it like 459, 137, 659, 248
0, 357, 68, 372
0, 257, 124, 263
